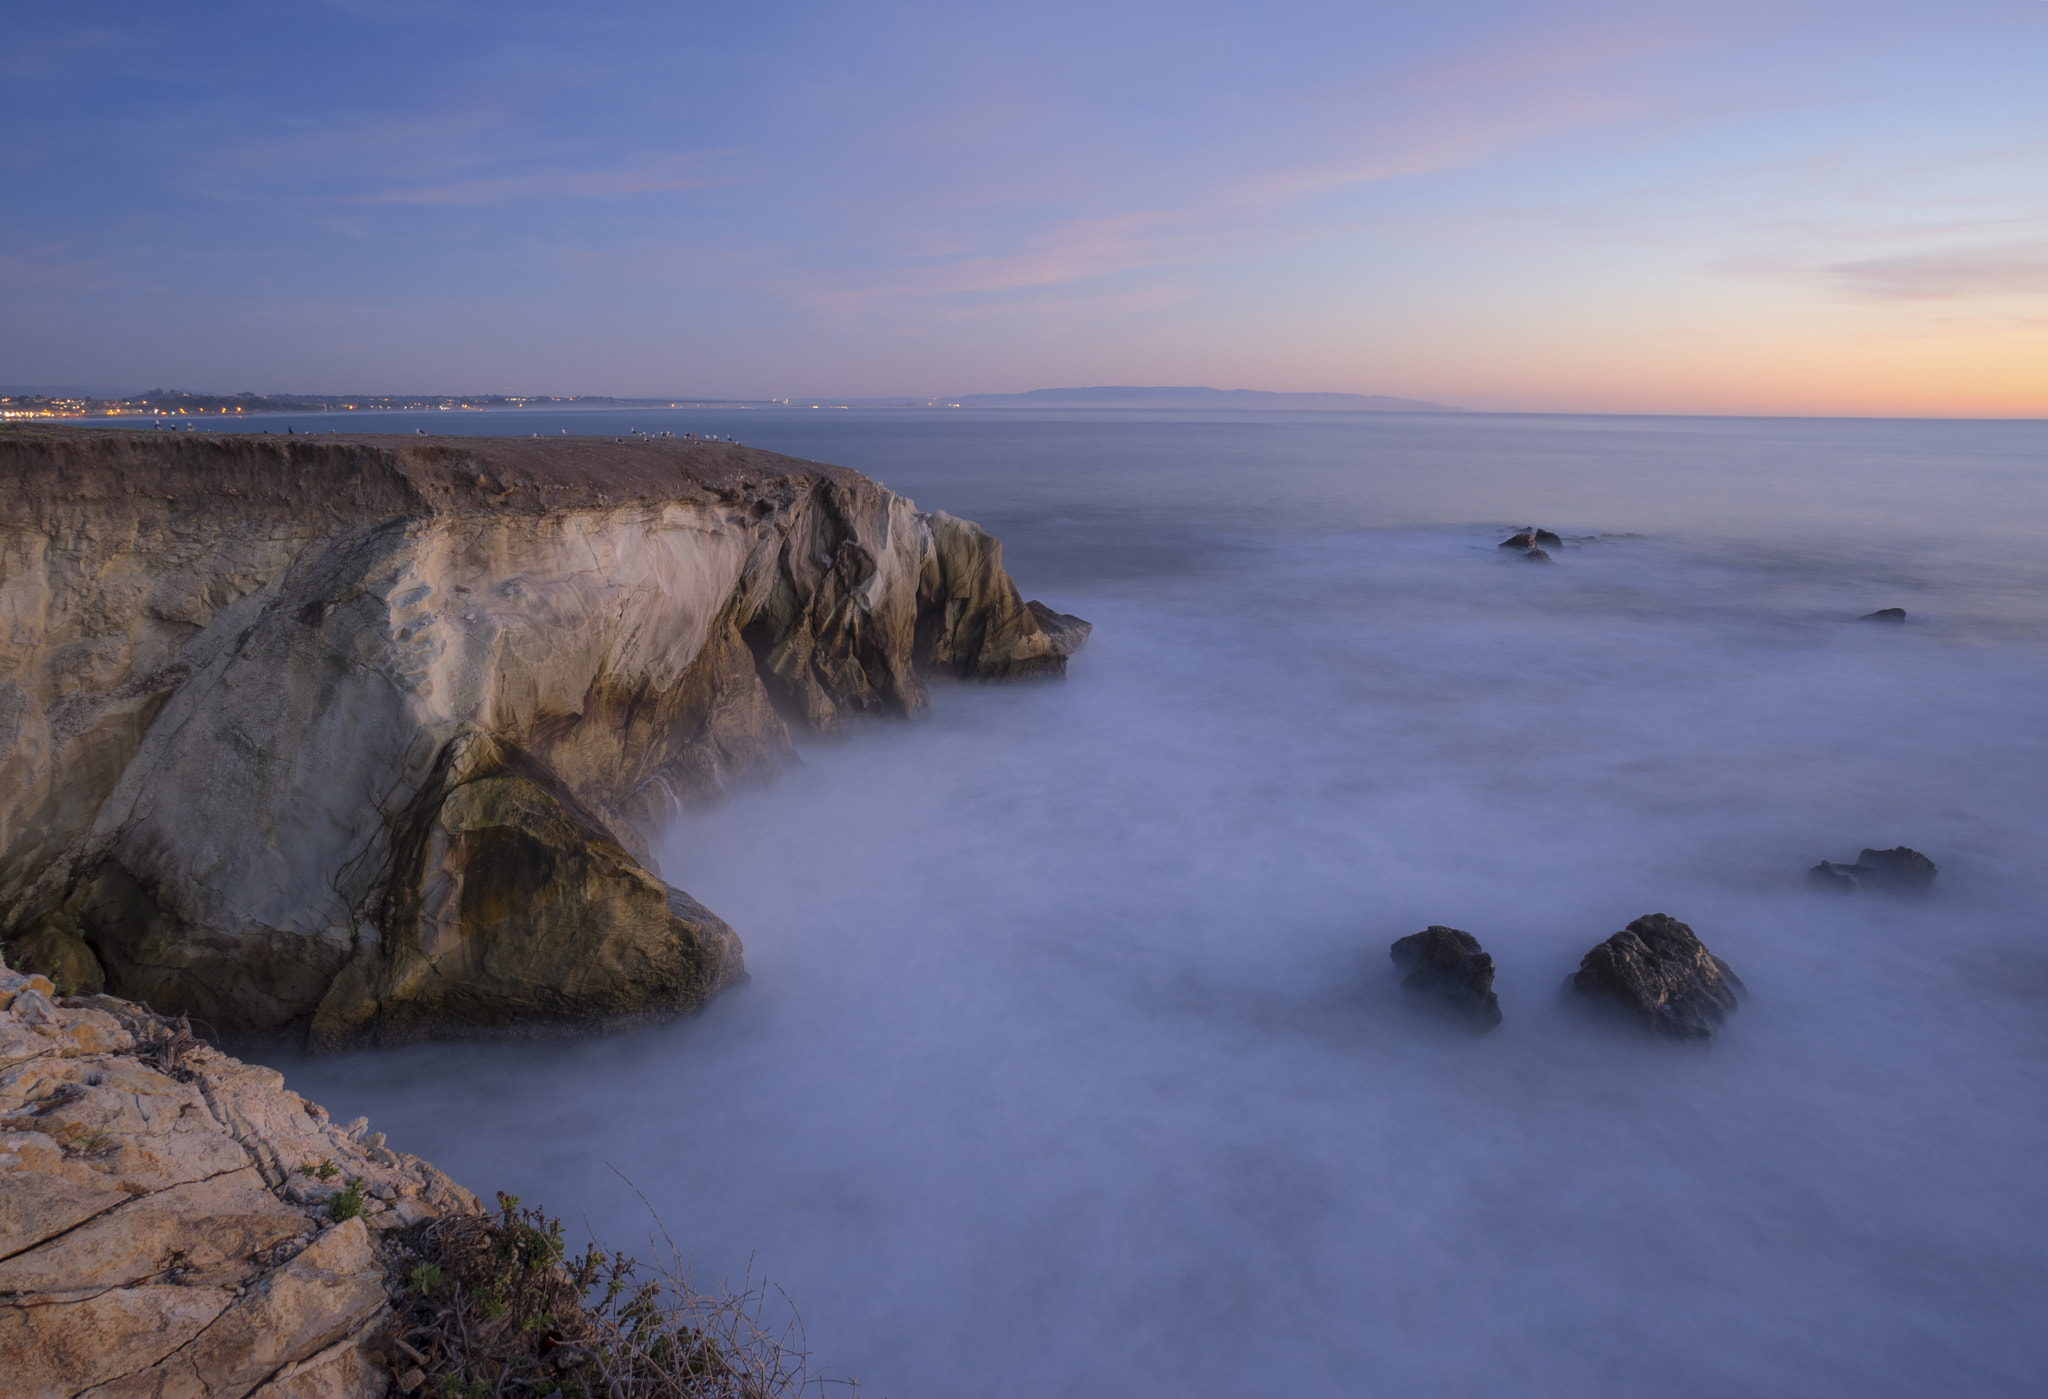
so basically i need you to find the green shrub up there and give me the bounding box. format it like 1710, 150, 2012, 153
328, 1176, 368, 1223
377, 1191, 845, 1397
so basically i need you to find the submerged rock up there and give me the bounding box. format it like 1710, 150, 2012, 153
1809, 846, 1937, 895
1858, 607, 1907, 624
1389, 926, 1502, 1032
1567, 913, 1743, 1041
1522, 547, 1554, 564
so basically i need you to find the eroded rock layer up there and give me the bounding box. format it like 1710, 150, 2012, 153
1, 953, 476, 1398
0, 431, 1087, 1045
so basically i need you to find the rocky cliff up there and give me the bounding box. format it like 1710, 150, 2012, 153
0, 430, 1088, 1048
1, 954, 477, 1398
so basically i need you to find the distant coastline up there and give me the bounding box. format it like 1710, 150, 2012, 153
0, 383, 1459, 422
954, 386, 1461, 412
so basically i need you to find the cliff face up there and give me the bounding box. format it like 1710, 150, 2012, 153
1, 955, 475, 1398
0, 431, 1087, 1047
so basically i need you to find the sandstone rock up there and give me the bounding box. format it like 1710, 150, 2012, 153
308, 730, 745, 1049
1567, 913, 1744, 1041
1498, 528, 1562, 550
1025, 600, 1093, 659
1388, 926, 1502, 1032
0, 1145, 132, 1260
0, 1283, 234, 1397
1858, 607, 1907, 624
0, 965, 57, 1010
1522, 547, 1554, 564
0, 950, 477, 1398
0, 432, 1084, 1045
248, 1322, 393, 1399
92, 1220, 389, 1399
0, 1166, 309, 1292
1807, 846, 1936, 896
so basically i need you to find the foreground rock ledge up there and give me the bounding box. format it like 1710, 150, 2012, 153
0, 430, 1088, 1047
1, 954, 477, 1398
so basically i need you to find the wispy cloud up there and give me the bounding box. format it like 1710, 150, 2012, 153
357, 151, 739, 205
0, 244, 121, 295
1826, 240, 2048, 300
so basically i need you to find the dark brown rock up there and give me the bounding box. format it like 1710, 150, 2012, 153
1568, 913, 1743, 1041
1807, 846, 1936, 896
1858, 608, 1907, 624
1807, 861, 1860, 894
1389, 926, 1502, 1032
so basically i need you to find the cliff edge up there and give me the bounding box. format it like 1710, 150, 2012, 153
0, 430, 1088, 1048
1, 953, 477, 1398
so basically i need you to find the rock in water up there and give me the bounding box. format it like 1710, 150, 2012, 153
1498, 527, 1562, 560
1389, 926, 1502, 1032
1568, 913, 1743, 1041
1857, 846, 1937, 892
1806, 846, 1936, 895
1858, 607, 1907, 624
1807, 861, 1861, 894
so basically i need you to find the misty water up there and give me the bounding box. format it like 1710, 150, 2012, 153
268, 408, 2048, 1397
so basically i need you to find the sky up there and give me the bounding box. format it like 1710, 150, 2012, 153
2, 1, 2044, 416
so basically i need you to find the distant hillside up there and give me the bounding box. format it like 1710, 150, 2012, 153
955, 386, 1459, 412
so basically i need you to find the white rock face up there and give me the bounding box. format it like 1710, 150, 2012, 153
0, 432, 1086, 1044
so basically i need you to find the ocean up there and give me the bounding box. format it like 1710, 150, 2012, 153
267, 407, 2048, 1397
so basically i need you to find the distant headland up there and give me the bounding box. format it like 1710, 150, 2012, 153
953, 386, 1461, 412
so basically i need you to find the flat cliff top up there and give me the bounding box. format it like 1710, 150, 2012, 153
0, 426, 868, 520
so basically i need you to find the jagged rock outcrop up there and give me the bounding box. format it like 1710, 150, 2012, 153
1388, 926, 1502, 1032
1808, 845, 1937, 896
1566, 913, 1744, 1042
0, 430, 1088, 1046
1, 952, 476, 1397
